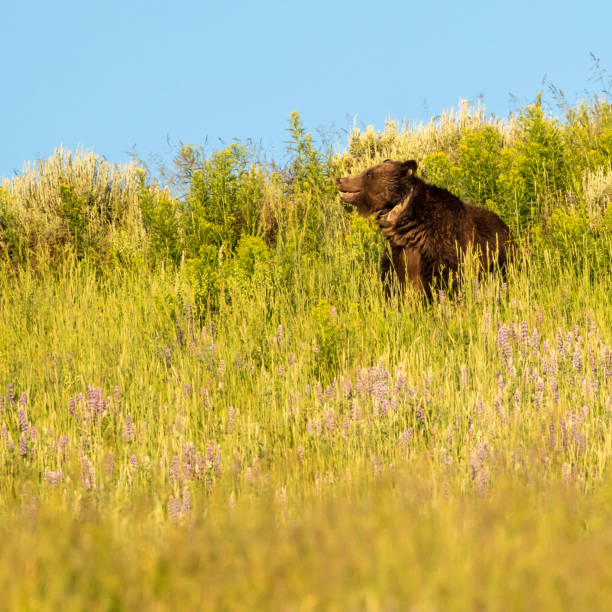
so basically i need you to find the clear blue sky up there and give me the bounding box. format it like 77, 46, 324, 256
2, 0, 611, 179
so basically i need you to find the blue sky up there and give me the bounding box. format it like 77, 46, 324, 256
2, 0, 611, 179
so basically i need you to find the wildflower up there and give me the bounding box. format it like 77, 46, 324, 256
18, 408, 29, 434
415, 403, 425, 423
469, 441, 490, 495
81, 455, 95, 490
228, 406, 235, 431
351, 400, 362, 421
571, 349, 582, 372
18, 434, 27, 457
394, 370, 407, 394
520, 320, 529, 351
168, 496, 182, 523
182, 487, 191, 515
44, 470, 63, 485
588, 345, 597, 374
562, 462, 572, 483
556, 330, 565, 358
169, 454, 181, 483
399, 428, 414, 448
497, 324, 512, 361
122, 414, 136, 443
325, 409, 335, 433
297, 444, 304, 463
550, 378, 559, 403
531, 329, 539, 354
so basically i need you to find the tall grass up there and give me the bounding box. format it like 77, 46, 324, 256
0, 97, 611, 609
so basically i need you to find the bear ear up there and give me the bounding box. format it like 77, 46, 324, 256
401, 160, 417, 176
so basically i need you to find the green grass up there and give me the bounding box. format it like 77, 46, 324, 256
0, 233, 611, 609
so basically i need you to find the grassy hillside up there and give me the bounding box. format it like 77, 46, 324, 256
0, 97, 611, 610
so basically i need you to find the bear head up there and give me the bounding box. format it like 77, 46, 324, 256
336, 159, 418, 217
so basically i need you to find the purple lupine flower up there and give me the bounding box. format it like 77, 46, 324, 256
497, 324, 512, 361
182, 444, 195, 479
469, 441, 489, 495
175, 321, 185, 347
562, 463, 572, 483
278, 364, 284, 376
122, 414, 136, 443
512, 323, 520, 345
572, 349, 582, 372
44, 470, 63, 485
415, 403, 425, 423
351, 400, 362, 421
218, 359, 226, 377
81, 456, 95, 490
164, 348, 172, 367
399, 428, 414, 448
169, 454, 180, 482
531, 329, 539, 354
7, 383, 14, 403
372, 455, 382, 476
534, 379, 544, 410
520, 321, 529, 351
556, 330, 565, 358
206, 441, 215, 466
182, 487, 191, 515
297, 444, 304, 462
497, 373, 506, 393
228, 406, 235, 431
214, 446, 222, 477
513, 389, 520, 408
316, 383, 323, 403
1, 424, 9, 448
19, 392, 27, 406
394, 370, 406, 394
588, 345, 597, 374
0, 396, 4, 416
168, 496, 182, 523
550, 378, 559, 403
325, 409, 335, 432
18, 408, 29, 434
18, 434, 27, 457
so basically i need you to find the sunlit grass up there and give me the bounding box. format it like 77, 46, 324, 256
0, 233, 611, 608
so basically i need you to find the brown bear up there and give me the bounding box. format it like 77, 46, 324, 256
336, 159, 510, 299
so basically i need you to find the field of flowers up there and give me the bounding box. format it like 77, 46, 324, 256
1, 96, 611, 610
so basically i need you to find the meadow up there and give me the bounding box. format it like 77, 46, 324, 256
1, 95, 611, 610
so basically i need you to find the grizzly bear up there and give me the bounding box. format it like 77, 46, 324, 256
336, 159, 510, 299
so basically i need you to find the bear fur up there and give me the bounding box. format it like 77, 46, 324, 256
336, 159, 511, 299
